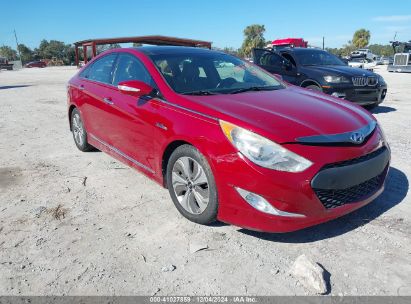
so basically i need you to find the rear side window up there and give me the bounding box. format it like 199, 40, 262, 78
83, 54, 117, 84
112, 54, 153, 86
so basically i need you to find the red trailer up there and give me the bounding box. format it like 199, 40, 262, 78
271, 38, 308, 48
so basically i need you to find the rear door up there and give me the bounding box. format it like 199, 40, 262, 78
252, 48, 284, 75
252, 48, 299, 84
78, 53, 118, 145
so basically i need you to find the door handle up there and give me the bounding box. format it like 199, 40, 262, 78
103, 97, 114, 105
79, 85, 85, 90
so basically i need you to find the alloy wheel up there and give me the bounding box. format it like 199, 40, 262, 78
72, 113, 85, 146
171, 156, 210, 215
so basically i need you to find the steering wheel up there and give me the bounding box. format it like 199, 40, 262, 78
216, 77, 237, 88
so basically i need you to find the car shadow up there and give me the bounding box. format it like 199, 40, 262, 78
371, 106, 396, 114
238, 167, 408, 243
0, 85, 31, 90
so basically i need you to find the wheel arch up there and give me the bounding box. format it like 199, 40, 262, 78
68, 104, 77, 131
300, 79, 322, 89
161, 140, 194, 187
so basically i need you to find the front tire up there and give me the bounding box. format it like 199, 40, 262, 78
166, 145, 218, 225
305, 84, 322, 91
71, 108, 94, 152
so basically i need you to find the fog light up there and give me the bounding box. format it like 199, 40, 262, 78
235, 187, 305, 217
331, 92, 346, 98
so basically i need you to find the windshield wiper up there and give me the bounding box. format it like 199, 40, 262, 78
229, 86, 278, 94
182, 90, 217, 96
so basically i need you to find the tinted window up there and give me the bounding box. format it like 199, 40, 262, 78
258, 52, 284, 66
86, 54, 117, 84
113, 54, 153, 86
293, 50, 345, 66
149, 51, 283, 94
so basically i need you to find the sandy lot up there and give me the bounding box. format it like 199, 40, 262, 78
0, 66, 410, 296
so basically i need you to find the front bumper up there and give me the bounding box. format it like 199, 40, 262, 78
215, 129, 390, 232
322, 84, 387, 106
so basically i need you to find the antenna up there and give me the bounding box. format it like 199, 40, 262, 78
14, 29, 23, 68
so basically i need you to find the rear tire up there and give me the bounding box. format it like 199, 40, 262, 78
166, 145, 218, 225
71, 108, 94, 152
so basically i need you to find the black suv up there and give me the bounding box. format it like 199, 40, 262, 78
252, 47, 387, 108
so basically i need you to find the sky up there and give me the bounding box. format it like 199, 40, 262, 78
1, 0, 410, 50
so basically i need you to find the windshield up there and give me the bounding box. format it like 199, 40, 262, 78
294, 50, 345, 66
148, 51, 284, 95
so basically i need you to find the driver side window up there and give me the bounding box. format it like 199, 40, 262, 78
113, 54, 153, 86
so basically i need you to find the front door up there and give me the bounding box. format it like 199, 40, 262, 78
105, 53, 158, 173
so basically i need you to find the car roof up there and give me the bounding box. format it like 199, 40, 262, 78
134, 45, 222, 56
280, 47, 326, 54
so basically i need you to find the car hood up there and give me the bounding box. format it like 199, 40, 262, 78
305, 65, 376, 76
180, 86, 374, 143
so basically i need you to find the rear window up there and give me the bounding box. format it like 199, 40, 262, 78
80, 54, 117, 84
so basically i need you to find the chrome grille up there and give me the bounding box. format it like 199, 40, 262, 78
393, 54, 409, 66
352, 76, 367, 86
352, 76, 378, 87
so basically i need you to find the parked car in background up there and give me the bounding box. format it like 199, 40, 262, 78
67, 46, 390, 232
351, 48, 376, 60
0, 57, 14, 70
375, 57, 384, 65
253, 47, 387, 108
25, 61, 47, 68
348, 58, 376, 71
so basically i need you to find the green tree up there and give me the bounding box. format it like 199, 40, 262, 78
239, 24, 266, 58
368, 44, 394, 56
35, 39, 49, 58
96, 43, 121, 54
352, 29, 371, 49
212, 46, 240, 56
326, 47, 344, 57
35, 40, 68, 59
0, 45, 17, 60
17, 44, 34, 63
34, 39, 75, 64
222, 47, 240, 56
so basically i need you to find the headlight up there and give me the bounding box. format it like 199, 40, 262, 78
219, 121, 313, 172
323, 75, 350, 83
377, 74, 386, 85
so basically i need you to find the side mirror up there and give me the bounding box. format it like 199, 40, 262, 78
282, 60, 293, 71
117, 80, 154, 97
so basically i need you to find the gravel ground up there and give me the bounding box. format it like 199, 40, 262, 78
0, 66, 410, 296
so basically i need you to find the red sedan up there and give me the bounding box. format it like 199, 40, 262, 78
67, 46, 390, 232
25, 61, 47, 68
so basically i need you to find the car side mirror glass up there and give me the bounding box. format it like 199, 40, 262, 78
117, 80, 154, 97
